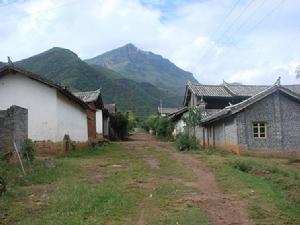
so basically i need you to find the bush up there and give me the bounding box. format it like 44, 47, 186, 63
110, 112, 129, 140
21, 139, 36, 162
127, 111, 137, 132
143, 115, 174, 139
175, 133, 198, 151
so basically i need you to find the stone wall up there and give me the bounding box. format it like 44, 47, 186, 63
0, 105, 28, 155
236, 91, 300, 151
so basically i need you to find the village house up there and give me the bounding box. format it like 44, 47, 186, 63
103, 103, 117, 137
0, 65, 94, 154
173, 79, 300, 152
157, 107, 180, 117
73, 89, 104, 139
168, 107, 188, 136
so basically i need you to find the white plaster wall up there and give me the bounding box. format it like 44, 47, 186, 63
96, 110, 103, 134
0, 73, 57, 141
56, 93, 88, 142
174, 119, 186, 136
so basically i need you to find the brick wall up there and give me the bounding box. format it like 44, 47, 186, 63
0, 105, 28, 155
86, 109, 96, 140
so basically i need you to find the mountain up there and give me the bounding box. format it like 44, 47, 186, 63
85, 43, 198, 96
15, 47, 178, 118
0, 62, 5, 67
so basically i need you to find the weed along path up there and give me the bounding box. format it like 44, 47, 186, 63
1, 131, 254, 225
124, 132, 252, 225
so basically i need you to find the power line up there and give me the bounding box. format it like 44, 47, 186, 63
192, 0, 256, 73
218, 0, 256, 39
246, 0, 286, 33
190, 0, 241, 72
225, 0, 267, 43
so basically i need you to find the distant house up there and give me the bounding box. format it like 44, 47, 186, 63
73, 89, 104, 139
103, 104, 117, 138
168, 107, 188, 136
182, 80, 300, 152
158, 107, 180, 117
0, 65, 92, 153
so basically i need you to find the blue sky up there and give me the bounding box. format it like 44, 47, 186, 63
0, 0, 299, 85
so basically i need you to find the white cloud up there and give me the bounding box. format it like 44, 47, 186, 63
0, 0, 299, 85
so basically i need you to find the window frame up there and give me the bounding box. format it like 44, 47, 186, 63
253, 122, 267, 139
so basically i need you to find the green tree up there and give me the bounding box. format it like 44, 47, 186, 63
21, 139, 36, 162
183, 106, 202, 137
127, 111, 137, 132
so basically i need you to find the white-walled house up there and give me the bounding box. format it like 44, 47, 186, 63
168, 107, 188, 136
73, 89, 104, 138
0, 65, 91, 144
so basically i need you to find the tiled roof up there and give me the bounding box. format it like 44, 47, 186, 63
201, 85, 300, 125
73, 89, 101, 102
158, 107, 180, 115
168, 107, 188, 121
104, 104, 117, 114
187, 81, 300, 98
189, 84, 232, 97
284, 85, 300, 95
225, 83, 270, 97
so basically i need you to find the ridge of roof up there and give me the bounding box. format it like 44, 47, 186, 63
201, 84, 300, 124
73, 89, 101, 102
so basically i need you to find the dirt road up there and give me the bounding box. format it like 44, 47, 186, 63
124, 132, 252, 225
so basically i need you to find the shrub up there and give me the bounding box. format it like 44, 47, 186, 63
230, 159, 253, 173
155, 117, 174, 138
21, 139, 36, 162
110, 112, 129, 140
175, 133, 198, 151
127, 111, 137, 132
143, 115, 174, 139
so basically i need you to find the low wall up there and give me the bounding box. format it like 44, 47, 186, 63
34, 140, 90, 156
0, 105, 28, 156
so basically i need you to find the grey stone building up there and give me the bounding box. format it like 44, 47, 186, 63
181, 81, 300, 152
0, 105, 28, 157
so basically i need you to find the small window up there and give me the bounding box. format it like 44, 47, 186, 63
253, 122, 267, 138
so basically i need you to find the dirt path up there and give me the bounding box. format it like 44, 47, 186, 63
124, 132, 252, 225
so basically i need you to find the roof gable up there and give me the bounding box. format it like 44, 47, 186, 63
201, 85, 300, 124
73, 89, 101, 102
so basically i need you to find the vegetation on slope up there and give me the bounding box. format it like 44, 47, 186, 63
15, 47, 179, 118
85, 43, 198, 96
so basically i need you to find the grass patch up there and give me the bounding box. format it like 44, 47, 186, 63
194, 151, 300, 225
1, 139, 209, 225
61, 143, 119, 158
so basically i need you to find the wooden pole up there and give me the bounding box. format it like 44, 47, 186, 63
13, 142, 26, 176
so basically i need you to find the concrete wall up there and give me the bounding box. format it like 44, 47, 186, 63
56, 92, 88, 142
0, 105, 28, 155
96, 110, 103, 134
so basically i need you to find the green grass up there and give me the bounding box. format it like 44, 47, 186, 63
192, 150, 300, 225
0, 142, 209, 225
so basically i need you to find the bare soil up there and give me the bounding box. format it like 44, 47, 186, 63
125, 132, 252, 225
